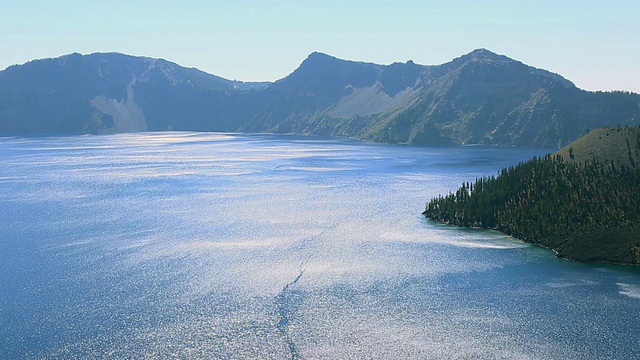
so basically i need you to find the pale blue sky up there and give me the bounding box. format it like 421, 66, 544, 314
1, 1, 639, 92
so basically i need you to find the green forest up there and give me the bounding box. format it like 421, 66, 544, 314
423, 127, 640, 265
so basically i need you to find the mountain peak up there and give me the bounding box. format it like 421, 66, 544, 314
468, 48, 499, 57
291, 52, 344, 75
307, 51, 336, 59
302, 52, 342, 66
450, 48, 575, 88
457, 48, 511, 64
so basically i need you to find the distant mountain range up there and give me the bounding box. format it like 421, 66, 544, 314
1, 49, 639, 147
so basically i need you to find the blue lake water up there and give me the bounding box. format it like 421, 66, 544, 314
1, 132, 639, 359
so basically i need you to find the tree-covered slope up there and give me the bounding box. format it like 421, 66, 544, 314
423, 127, 640, 265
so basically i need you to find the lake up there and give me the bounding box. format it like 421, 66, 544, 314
1, 132, 639, 359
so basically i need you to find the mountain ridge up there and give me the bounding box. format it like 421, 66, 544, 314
1, 49, 639, 147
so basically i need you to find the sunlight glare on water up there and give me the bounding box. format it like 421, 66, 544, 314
1, 132, 639, 359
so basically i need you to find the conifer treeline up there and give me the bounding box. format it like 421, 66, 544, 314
423, 143, 640, 265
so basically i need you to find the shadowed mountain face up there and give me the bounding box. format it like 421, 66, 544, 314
1, 49, 639, 147
0, 53, 269, 134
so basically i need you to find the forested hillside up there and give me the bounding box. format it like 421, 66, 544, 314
423, 127, 640, 265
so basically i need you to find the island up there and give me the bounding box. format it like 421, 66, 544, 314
423, 126, 640, 265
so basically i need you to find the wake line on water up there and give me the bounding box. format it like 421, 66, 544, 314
276, 267, 306, 360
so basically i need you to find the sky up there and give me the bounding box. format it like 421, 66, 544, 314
1, 1, 639, 92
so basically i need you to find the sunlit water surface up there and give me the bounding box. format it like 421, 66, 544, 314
1, 132, 639, 359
